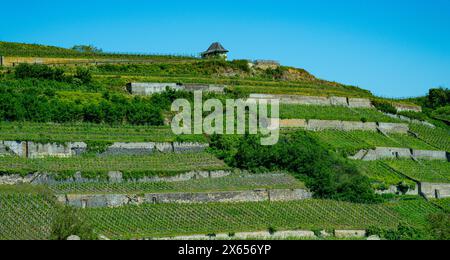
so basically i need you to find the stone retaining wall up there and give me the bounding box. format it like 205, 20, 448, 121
0, 170, 231, 185
420, 182, 450, 199
0, 141, 208, 158
280, 119, 409, 134
349, 147, 449, 161
249, 94, 372, 108
57, 188, 313, 208
384, 113, 434, 128
128, 82, 225, 95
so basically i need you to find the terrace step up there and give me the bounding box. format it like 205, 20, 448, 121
56, 188, 313, 208
0, 141, 208, 158
349, 147, 449, 161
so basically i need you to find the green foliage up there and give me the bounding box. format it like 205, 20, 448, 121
71, 45, 103, 54
74, 67, 93, 84
398, 111, 429, 121
0, 87, 164, 126
409, 124, 450, 151
49, 173, 304, 194
280, 104, 400, 122
83, 200, 404, 239
15, 63, 66, 82
427, 213, 450, 240
385, 160, 450, 183
210, 132, 381, 203
367, 223, 427, 240
427, 88, 450, 109
0, 153, 228, 178
50, 206, 96, 240
372, 100, 397, 114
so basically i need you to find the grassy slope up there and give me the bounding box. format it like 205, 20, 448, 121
0, 41, 195, 61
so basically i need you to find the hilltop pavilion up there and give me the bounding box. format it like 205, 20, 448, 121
201, 42, 229, 59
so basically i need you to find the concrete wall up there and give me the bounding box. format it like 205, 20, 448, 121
1, 170, 232, 185
395, 104, 422, 113
350, 147, 449, 161
384, 113, 435, 128
128, 82, 225, 95
420, 182, 450, 199
0, 141, 208, 158
127, 83, 182, 95
375, 185, 419, 196
249, 94, 373, 108
57, 188, 313, 208
377, 123, 409, 134
280, 119, 407, 134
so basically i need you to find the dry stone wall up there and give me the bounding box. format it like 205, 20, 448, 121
280, 119, 409, 134
0, 170, 232, 185
57, 188, 313, 208
420, 182, 450, 199
349, 147, 449, 161
0, 141, 208, 158
249, 94, 373, 108
128, 82, 225, 95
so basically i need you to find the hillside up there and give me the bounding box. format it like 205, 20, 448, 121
0, 41, 448, 241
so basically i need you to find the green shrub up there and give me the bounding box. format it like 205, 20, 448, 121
15, 63, 66, 82
372, 100, 397, 114
210, 132, 381, 204
50, 206, 96, 240
74, 67, 92, 84
427, 213, 450, 240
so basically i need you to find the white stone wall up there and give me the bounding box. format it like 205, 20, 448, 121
58, 188, 313, 208
281, 119, 407, 134
249, 94, 374, 108
421, 182, 450, 199
350, 147, 449, 161
128, 82, 225, 95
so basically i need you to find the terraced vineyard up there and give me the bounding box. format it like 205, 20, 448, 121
280, 105, 400, 122
0, 122, 206, 143
307, 130, 437, 155
410, 124, 450, 152
352, 161, 415, 190
431, 198, 450, 212
385, 160, 450, 183
49, 173, 304, 194
82, 198, 439, 239
0, 153, 228, 178
0, 186, 56, 240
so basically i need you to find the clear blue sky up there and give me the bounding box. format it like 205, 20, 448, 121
1, 0, 449, 98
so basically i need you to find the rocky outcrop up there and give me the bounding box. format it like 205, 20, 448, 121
57, 188, 313, 208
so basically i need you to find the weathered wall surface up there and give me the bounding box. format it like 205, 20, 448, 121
249, 94, 373, 108
57, 188, 312, 208
0, 141, 208, 158
420, 182, 450, 199
349, 147, 449, 161
1, 170, 232, 185
280, 119, 408, 134
128, 82, 225, 95
377, 123, 409, 134
394, 104, 422, 113
375, 185, 419, 196
384, 113, 434, 128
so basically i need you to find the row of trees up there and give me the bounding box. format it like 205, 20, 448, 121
0, 88, 164, 125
